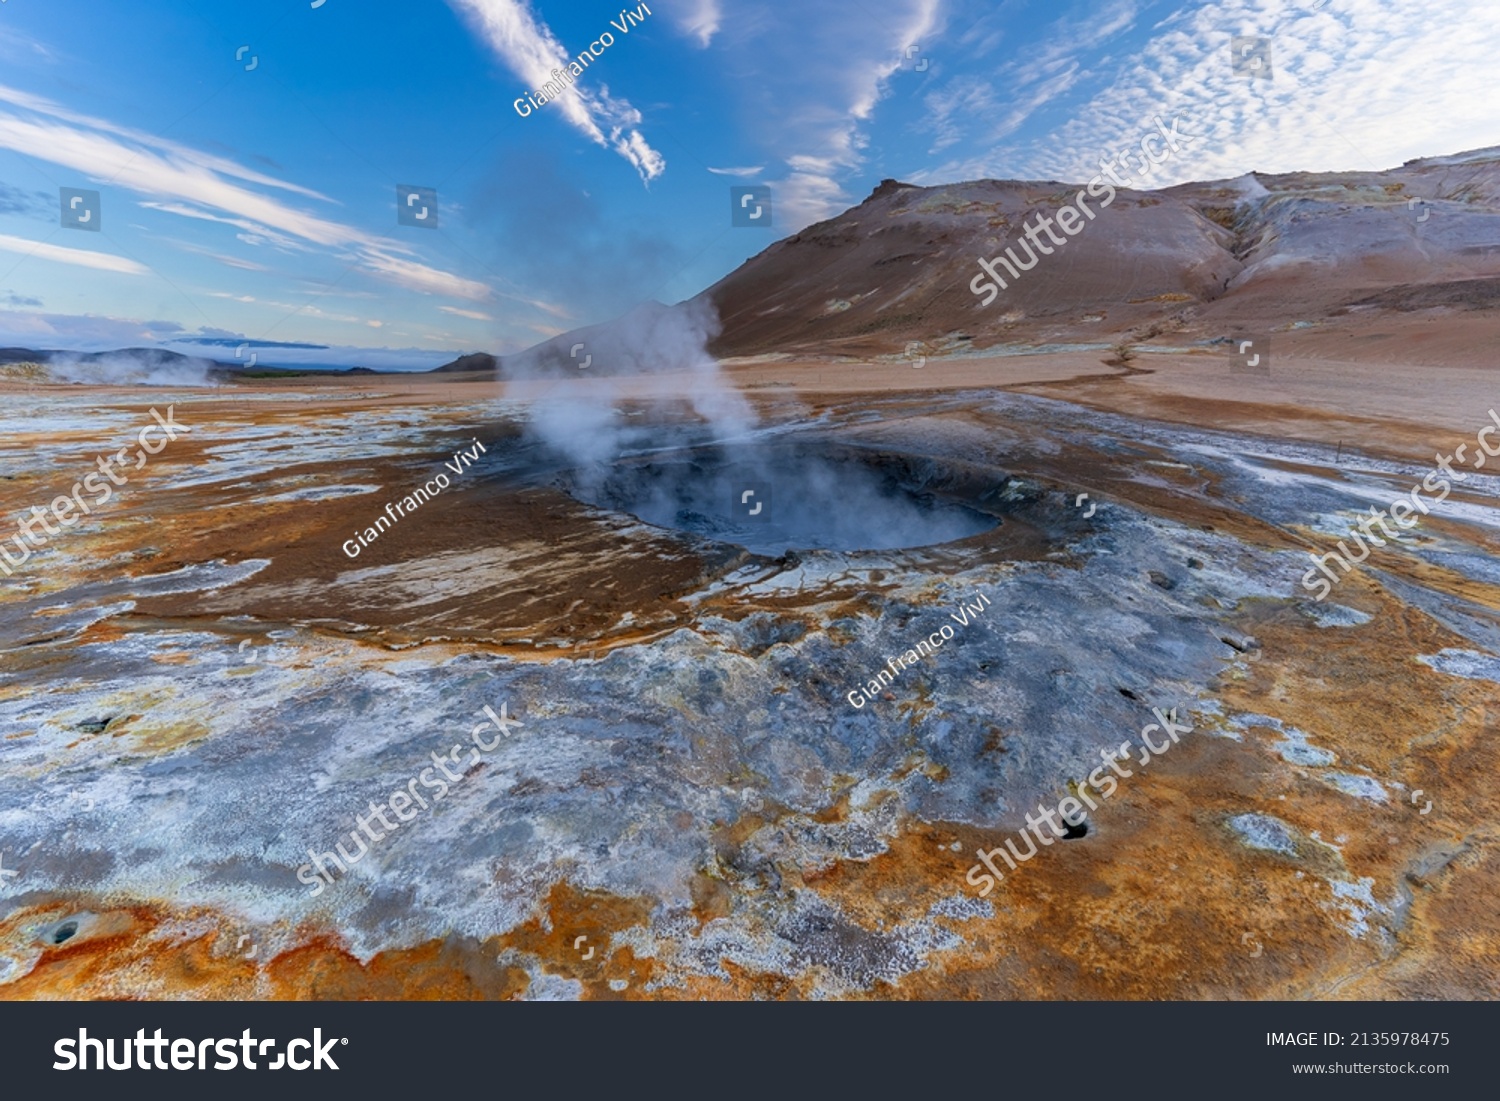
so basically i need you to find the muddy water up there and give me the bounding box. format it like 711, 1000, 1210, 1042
561, 441, 999, 555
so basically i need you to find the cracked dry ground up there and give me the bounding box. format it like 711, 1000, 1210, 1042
0, 376, 1496, 1000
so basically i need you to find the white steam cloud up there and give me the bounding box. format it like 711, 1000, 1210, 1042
503, 298, 996, 557
46, 350, 221, 387
504, 298, 755, 473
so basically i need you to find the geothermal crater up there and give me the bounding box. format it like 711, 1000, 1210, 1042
559, 441, 1000, 556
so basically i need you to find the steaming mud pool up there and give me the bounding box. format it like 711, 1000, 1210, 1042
560, 442, 999, 555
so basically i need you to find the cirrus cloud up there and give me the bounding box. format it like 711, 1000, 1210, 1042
0, 232, 148, 274
0, 82, 490, 300
446, 0, 666, 183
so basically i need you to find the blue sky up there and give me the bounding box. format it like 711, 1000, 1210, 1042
0, 0, 1496, 367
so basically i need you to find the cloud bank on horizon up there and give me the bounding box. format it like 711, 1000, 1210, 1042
0, 0, 1494, 367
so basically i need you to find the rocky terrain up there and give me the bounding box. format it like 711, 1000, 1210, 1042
1, 150, 1497, 1000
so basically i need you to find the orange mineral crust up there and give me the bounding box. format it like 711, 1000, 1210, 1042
2, 346, 1497, 999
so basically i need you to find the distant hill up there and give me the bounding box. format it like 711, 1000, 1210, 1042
0, 346, 230, 369
431, 352, 499, 374
0, 347, 412, 380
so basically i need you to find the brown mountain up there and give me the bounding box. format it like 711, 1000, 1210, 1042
692, 147, 1500, 358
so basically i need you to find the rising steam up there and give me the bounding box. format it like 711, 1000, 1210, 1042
47, 349, 221, 387
503, 298, 755, 473
505, 299, 995, 556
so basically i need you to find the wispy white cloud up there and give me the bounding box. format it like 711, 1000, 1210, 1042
258, 300, 369, 325
439, 305, 494, 321
0, 84, 331, 202
707, 165, 764, 177
924, 77, 1005, 154
0, 27, 61, 66
918, 0, 1136, 168
1009, 0, 1140, 88
984, 61, 1080, 145
778, 155, 857, 231
154, 236, 270, 272
924, 0, 1500, 188
660, 0, 723, 48
138, 200, 311, 253
354, 249, 488, 300
492, 289, 574, 320
0, 83, 490, 300
446, 0, 666, 182
0, 232, 148, 274
724, 0, 944, 229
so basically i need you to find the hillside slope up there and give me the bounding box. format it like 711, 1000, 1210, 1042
693, 147, 1500, 358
